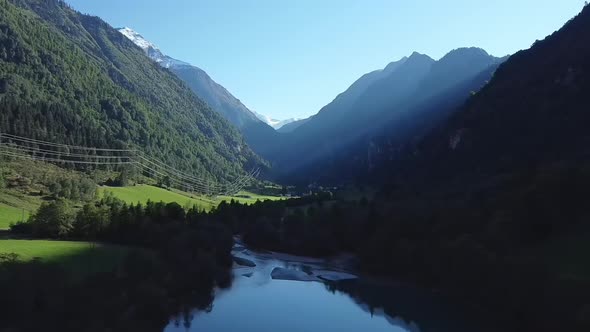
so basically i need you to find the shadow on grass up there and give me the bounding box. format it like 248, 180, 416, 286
0, 241, 219, 331
45, 242, 142, 278
0, 240, 139, 278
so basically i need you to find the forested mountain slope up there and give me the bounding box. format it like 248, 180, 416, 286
118, 27, 279, 157
401, 4, 590, 185
169, 64, 262, 129
353, 7, 590, 330
289, 59, 505, 184
0, 0, 261, 182
169, 63, 280, 157
270, 48, 503, 183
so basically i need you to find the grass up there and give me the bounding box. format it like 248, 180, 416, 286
0, 203, 28, 228
0, 239, 132, 276
98, 185, 218, 211
217, 190, 284, 205
99, 185, 283, 211
0, 190, 42, 230
0, 183, 283, 229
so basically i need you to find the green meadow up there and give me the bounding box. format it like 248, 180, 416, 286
98, 184, 217, 210
0, 184, 283, 230
0, 190, 42, 229
0, 240, 133, 276
99, 185, 283, 210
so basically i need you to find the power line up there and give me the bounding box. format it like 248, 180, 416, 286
0, 133, 259, 196
0, 144, 133, 160
135, 153, 221, 188
1, 141, 218, 191
0, 151, 137, 165
0, 133, 136, 153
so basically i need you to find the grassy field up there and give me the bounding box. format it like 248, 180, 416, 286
0, 239, 132, 276
99, 185, 217, 210
0, 190, 42, 229
0, 184, 283, 229
217, 190, 284, 205
0, 204, 27, 229
100, 185, 283, 211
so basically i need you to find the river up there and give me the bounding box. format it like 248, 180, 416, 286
165, 240, 497, 332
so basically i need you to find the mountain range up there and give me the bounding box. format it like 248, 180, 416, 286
254, 112, 301, 130
117, 27, 299, 155
116, 26, 505, 182
0, 0, 261, 182
2, 0, 587, 195
2, 1, 590, 330
264, 47, 506, 182
400, 4, 590, 185
274, 2, 590, 192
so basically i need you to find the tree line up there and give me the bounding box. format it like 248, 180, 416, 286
3, 194, 234, 331
0, 0, 263, 184
195, 165, 590, 332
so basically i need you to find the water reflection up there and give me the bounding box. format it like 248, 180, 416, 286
326, 279, 493, 332
167, 277, 411, 332
165, 244, 493, 332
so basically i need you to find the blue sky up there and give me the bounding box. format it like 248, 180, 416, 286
67, 0, 584, 120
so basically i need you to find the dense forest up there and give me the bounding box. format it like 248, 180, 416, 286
363, 4, 590, 190
168, 62, 281, 159
265, 48, 505, 184
194, 170, 590, 331
3, 194, 234, 331
0, 0, 262, 183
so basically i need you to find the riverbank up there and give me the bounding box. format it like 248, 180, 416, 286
231, 234, 589, 332
232, 237, 360, 282
201, 193, 590, 332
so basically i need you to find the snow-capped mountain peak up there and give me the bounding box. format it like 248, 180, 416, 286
254, 112, 299, 130
118, 27, 156, 51
117, 27, 290, 137
117, 27, 189, 68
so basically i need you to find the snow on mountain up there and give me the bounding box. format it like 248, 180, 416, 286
118, 27, 155, 51
254, 112, 299, 130
118, 27, 296, 134
118, 27, 189, 68
274, 118, 300, 130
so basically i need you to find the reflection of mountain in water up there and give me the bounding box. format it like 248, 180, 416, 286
327, 279, 502, 332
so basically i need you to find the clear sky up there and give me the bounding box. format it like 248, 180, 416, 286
67, 0, 584, 120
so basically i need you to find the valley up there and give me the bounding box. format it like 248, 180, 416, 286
1, 0, 589, 331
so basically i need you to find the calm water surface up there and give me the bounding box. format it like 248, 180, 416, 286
165, 242, 492, 332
